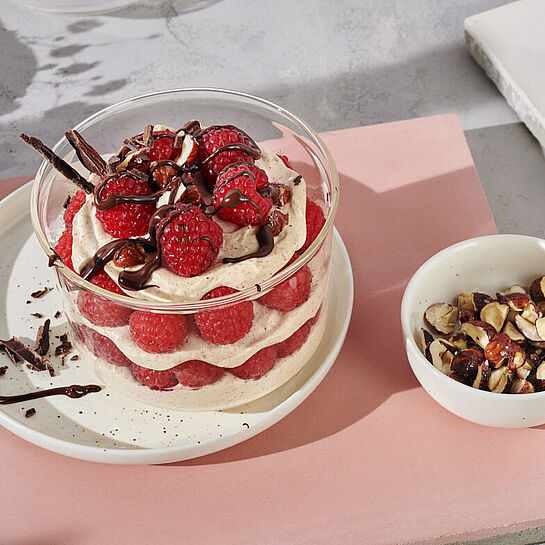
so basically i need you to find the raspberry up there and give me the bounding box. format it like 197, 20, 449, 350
63, 190, 86, 227
95, 176, 155, 238
300, 199, 326, 253
54, 228, 74, 270
129, 312, 188, 353
277, 154, 293, 169
160, 205, 223, 277
276, 318, 314, 358
259, 265, 312, 311
194, 286, 254, 345
130, 363, 178, 391
77, 270, 133, 327
147, 135, 175, 162
77, 324, 132, 367
213, 163, 272, 226
198, 127, 255, 188
172, 360, 225, 388
228, 346, 277, 380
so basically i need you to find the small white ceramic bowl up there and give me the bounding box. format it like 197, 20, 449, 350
401, 234, 545, 428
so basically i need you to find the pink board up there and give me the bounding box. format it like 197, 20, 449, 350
5, 115, 540, 545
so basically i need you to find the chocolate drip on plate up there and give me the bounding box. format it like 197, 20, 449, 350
223, 224, 274, 264
0, 384, 101, 405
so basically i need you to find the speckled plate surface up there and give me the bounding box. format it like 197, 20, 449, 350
0, 182, 353, 464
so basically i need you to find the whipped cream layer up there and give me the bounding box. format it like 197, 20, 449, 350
71, 149, 307, 302
86, 305, 328, 411
70, 255, 327, 369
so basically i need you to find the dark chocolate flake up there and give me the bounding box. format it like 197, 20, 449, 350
0, 337, 54, 376
48, 253, 60, 267
19, 133, 95, 194
127, 168, 149, 182
25, 408, 36, 418
63, 195, 71, 209
143, 124, 154, 147
70, 355, 79, 361
54, 334, 72, 357
34, 319, 51, 357
0, 366, 7, 376
174, 133, 184, 148
65, 129, 108, 177
31, 287, 52, 299
30, 313, 44, 319
54, 311, 62, 319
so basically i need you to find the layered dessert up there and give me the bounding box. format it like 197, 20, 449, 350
23, 121, 330, 410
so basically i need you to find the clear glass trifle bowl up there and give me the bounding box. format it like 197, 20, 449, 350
30, 88, 339, 411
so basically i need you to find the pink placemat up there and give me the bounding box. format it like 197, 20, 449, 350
3, 115, 539, 545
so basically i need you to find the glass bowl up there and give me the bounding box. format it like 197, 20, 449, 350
30, 88, 339, 411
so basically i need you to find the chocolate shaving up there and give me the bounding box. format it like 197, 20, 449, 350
127, 168, 149, 182
70, 355, 79, 361
54, 334, 72, 357
31, 313, 44, 319
34, 319, 51, 357
19, 133, 95, 194
31, 287, 52, 299
1, 343, 19, 364
0, 337, 54, 376
65, 129, 108, 177
143, 124, 154, 147
0, 366, 7, 376
63, 195, 71, 208
255, 284, 262, 292
173, 133, 184, 148
293, 175, 302, 186
25, 408, 36, 418
107, 155, 121, 175
54, 311, 62, 319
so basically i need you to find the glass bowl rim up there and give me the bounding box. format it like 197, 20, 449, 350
30, 87, 340, 311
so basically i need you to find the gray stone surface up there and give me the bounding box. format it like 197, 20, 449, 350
1, 1, 544, 542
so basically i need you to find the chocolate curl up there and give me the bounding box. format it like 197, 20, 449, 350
20, 133, 95, 194
0, 337, 54, 376
65, 129, 108, 177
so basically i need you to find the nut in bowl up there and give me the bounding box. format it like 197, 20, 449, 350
401, 234, 545, 428
29, 89, 339, 413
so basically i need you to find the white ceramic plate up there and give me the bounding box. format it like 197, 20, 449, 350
0, 182, 353, 464
10, 0, 136, 14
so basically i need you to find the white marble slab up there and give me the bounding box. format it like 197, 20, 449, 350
465, 0, 545, 147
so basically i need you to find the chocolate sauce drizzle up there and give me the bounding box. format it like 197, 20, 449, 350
78, 122, 278, 289
223, 224, 274, 264
0, 384, 101, 405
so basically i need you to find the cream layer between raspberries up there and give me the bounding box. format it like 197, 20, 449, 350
86, 305, 328, 411
70, 148, 307, 302
67, 253, 327, 369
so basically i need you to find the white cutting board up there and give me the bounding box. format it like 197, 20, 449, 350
465, 0, 545, 148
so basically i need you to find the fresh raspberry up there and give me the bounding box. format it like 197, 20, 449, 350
212, 163, 272, 226
228, 346, 277, 380
172, 360, 225, 388
277, 154, 293, 169
198, 127, 255, 188
160, 205, 223, 277
77, 324, 132, 367
54, 228, 74, 271
300, 199, 326, 253
276, 318, 314, 358
259, 265, 312, 311
95, 176, 155, 238
130, 363, 178, 391
77, 270, 133, 327
129, 312, 188, 353
147, 135, 175, 162
194, 286, 254, 345
63, 190, 86, 227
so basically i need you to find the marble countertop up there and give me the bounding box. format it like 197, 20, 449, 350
2, 0, 544, 239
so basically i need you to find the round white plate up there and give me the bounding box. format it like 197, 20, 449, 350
0, 182, 353, 464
